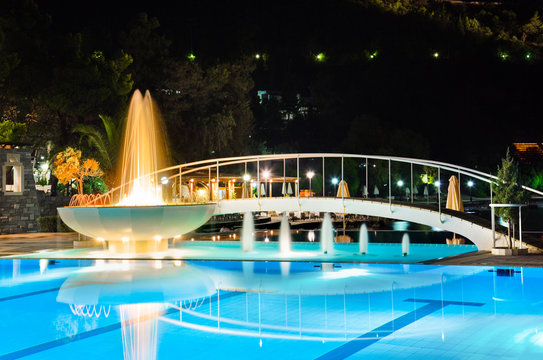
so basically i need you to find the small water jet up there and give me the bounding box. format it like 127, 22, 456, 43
280, 261, 291, 276
402, 233, 410, 256
279, 215, 291, 254
241, 212, 255, 252
359, 223, 369, 255
320, 213, 335, 255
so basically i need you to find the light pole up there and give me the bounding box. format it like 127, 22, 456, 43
467, 180, 474, 202
332, 177, 338, 196
397, 179, 404, 201
306, 170, 315, 196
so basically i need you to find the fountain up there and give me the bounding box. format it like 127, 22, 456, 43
359, 223, 369, 255
241, 212, 255, 252
57, 90, 216, 252
320, 213, 335, 255
402, 233, 410, 256
279, 215, 291, 254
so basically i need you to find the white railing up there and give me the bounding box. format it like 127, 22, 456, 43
83, 153, 543, 211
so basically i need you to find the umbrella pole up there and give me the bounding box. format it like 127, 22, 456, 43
343, 215, 346, 236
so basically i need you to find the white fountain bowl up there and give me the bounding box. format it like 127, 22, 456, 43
57, 204, 217, 241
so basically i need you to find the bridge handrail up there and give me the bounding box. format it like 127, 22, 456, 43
84, 153, 543, 206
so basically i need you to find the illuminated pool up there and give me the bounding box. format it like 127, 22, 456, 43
1, 259, 542, 359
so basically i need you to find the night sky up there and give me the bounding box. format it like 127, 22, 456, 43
9, 0, 543, 170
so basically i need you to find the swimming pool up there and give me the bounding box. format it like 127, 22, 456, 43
1, 259, 542, 359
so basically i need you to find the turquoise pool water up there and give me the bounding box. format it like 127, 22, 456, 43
1, 259, 542, 359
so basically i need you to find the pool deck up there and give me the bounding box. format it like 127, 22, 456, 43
2, 232, 543, 267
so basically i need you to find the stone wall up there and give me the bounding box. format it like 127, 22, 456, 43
37, 192, 71, 217
0, 148, 39, 234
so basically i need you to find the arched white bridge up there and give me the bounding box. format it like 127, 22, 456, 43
84, 153, 543, 251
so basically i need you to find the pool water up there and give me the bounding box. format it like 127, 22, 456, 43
1, 259, 542, 359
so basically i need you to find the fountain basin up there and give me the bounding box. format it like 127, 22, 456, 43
58, 204, 217, 242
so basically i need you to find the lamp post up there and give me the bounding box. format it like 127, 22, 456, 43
306, 170, 315, 196
262, 170, 270, 197
332, 177, 338, 196
467, 180, 474, 202
397, 179, 404, 201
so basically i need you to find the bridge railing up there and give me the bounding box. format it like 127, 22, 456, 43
82, 153, 543, 212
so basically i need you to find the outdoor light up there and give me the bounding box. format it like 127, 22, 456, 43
434, 181, 441, 187
255, 53, 261, 59
332, 177, 338, 185
397, 180, 404, 187
262, 170, 270, 179
306, 170, 315, 196
315, 52, 326, 62
161, 176, 169, 185
433, 52, 439, 58
526, 53, 532, 60
467, 180, 474, 202
40, 163, 49, 171
243, 173, 251, 182
187, 52, 196, 61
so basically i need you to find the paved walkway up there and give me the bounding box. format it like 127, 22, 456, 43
1, 232, 543, 267
0, 232, 76, 256
426, 250, 543, 267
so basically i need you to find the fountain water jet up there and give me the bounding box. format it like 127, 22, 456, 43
118, 90, 168, 206
279, 215, 291, 254
402, 233, 410, 256
321, 213, 335, 255
241, 212, 255, 252
359, 223, 369, 255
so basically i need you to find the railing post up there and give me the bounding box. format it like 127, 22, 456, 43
438, 167, 441, 217
388, 159, 391, 207
410, 163, 413, 203
322, 157, 325, 197
283, 158, 286, 197
341, 155, 344, 200
490, 182, 493, 204
257, 157, 260, 199
179, 166, 183, 202
365, 157, 368, 198
296, 155, 300, 198
519, 206, 523, 249
216, 160, 220, 201
491, 206, 495, 248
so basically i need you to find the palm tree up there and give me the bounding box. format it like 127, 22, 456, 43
73, 114, 123, 185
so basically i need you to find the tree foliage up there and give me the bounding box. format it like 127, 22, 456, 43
494, 148, 529, 227
159, 58, 255, 162
53, 147, 103, 195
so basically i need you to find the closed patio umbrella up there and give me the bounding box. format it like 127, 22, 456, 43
282, 182, 286, 196
260, 182, 266, 197
373, 185, 379, 197
241, 182, 250, 199
287, 182, 293, 196
446, 175, 464, 244
446, 175, 464, 212
336, 180, 350, 197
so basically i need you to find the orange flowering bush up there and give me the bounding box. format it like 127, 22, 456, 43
53, 147, 104, 194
